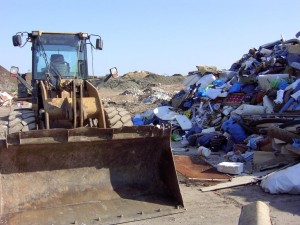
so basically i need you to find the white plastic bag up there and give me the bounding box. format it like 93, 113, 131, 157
231, 104, 266, 115
261, 163, 300, 194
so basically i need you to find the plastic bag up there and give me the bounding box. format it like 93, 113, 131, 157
261, 163, 300, 194
221, 118, 247, 143
231, 104, 265, 115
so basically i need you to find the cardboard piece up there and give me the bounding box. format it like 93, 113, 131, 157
253, 151, 276, 166
288, 45, 300, 54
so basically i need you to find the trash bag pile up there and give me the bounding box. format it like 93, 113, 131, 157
132, 34, 300, 172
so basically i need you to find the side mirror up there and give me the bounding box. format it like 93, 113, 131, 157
12, 35, 22, 47
104, 67, 118, 82
96, 38, 103, 50
10, 66, 19, 77
110, 67, 118, 78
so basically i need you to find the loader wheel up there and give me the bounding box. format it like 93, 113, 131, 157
104, 107, 133, 128
8, 109, 36, 134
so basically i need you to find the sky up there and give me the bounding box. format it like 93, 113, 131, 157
1, 0, 300, 76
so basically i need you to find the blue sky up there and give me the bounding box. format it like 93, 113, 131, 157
1, 0, 299, 76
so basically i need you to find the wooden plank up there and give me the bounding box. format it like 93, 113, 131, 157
253, 151, 276, 166
200, 170, 274, 192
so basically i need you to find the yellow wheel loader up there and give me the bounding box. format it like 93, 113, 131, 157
0, 31, 184, 225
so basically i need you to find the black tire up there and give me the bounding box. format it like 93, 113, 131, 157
104, 107, 133, 128
8, 109, 36, 134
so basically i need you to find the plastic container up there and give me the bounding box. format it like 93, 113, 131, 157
217, 162, 244, 175
197, 146, 211, 157
257, 74, 289, 91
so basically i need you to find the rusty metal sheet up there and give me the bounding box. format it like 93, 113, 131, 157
174, 155, 231, 181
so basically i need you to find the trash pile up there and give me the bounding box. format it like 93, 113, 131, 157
120, 88, 143, 96
141, 87, 173, 104
132, 35, 300, 193
119, 86, 176, 104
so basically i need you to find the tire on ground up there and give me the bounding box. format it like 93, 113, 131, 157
8, 109, 36, 134
104, 107, 133, 128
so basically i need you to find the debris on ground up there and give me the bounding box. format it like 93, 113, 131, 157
127, 33, 300, 194
0, 65, 18, 92
174, 155, 231, 182
0, 92, 13, 106
260, 162, 300, 194
1, 33, 300, 195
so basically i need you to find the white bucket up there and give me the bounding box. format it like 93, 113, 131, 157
197, 146, 211, 158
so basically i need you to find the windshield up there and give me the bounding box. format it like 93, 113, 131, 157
32, 34, 88, 80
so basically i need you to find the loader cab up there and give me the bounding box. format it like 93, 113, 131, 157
12, 31, 103, 111
31, 32, 90, 81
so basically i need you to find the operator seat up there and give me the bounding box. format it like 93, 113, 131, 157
50, 54, 69, 77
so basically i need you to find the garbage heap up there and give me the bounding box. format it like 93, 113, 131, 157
133, 36, 300, 173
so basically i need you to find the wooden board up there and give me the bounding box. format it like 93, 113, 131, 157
200, 170, 275, 192
173, 155, 231, 181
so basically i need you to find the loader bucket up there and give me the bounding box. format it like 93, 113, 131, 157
0, 126, 184, 225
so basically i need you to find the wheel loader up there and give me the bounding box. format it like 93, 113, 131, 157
0, 31, 184, 225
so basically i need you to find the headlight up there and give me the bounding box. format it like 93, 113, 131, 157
79, 33, 88, 39
32, 31, 41, 36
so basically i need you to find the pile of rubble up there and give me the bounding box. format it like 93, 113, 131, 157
92, 71, 185, 91
0, 65, 18, 93
120, 88, 144, 96
141, 87, 173, 104
133, 35, 300, 194
0, 92, 13, 106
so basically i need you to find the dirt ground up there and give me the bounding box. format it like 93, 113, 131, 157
97, 75, 299, 225
125, 183, 300, 225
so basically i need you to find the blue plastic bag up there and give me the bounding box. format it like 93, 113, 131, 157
229, 83, 243, 93
132, 117, 144, 126
221, 118, 247, 143
212, 80, 225, 87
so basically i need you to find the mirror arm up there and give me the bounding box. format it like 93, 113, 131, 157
103, 74, 112, 83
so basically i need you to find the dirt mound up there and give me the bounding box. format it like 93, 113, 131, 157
92, 72, 186, 91
144, 73, 184, 84
122, 71, 150, 79
0, 65, 17, 92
